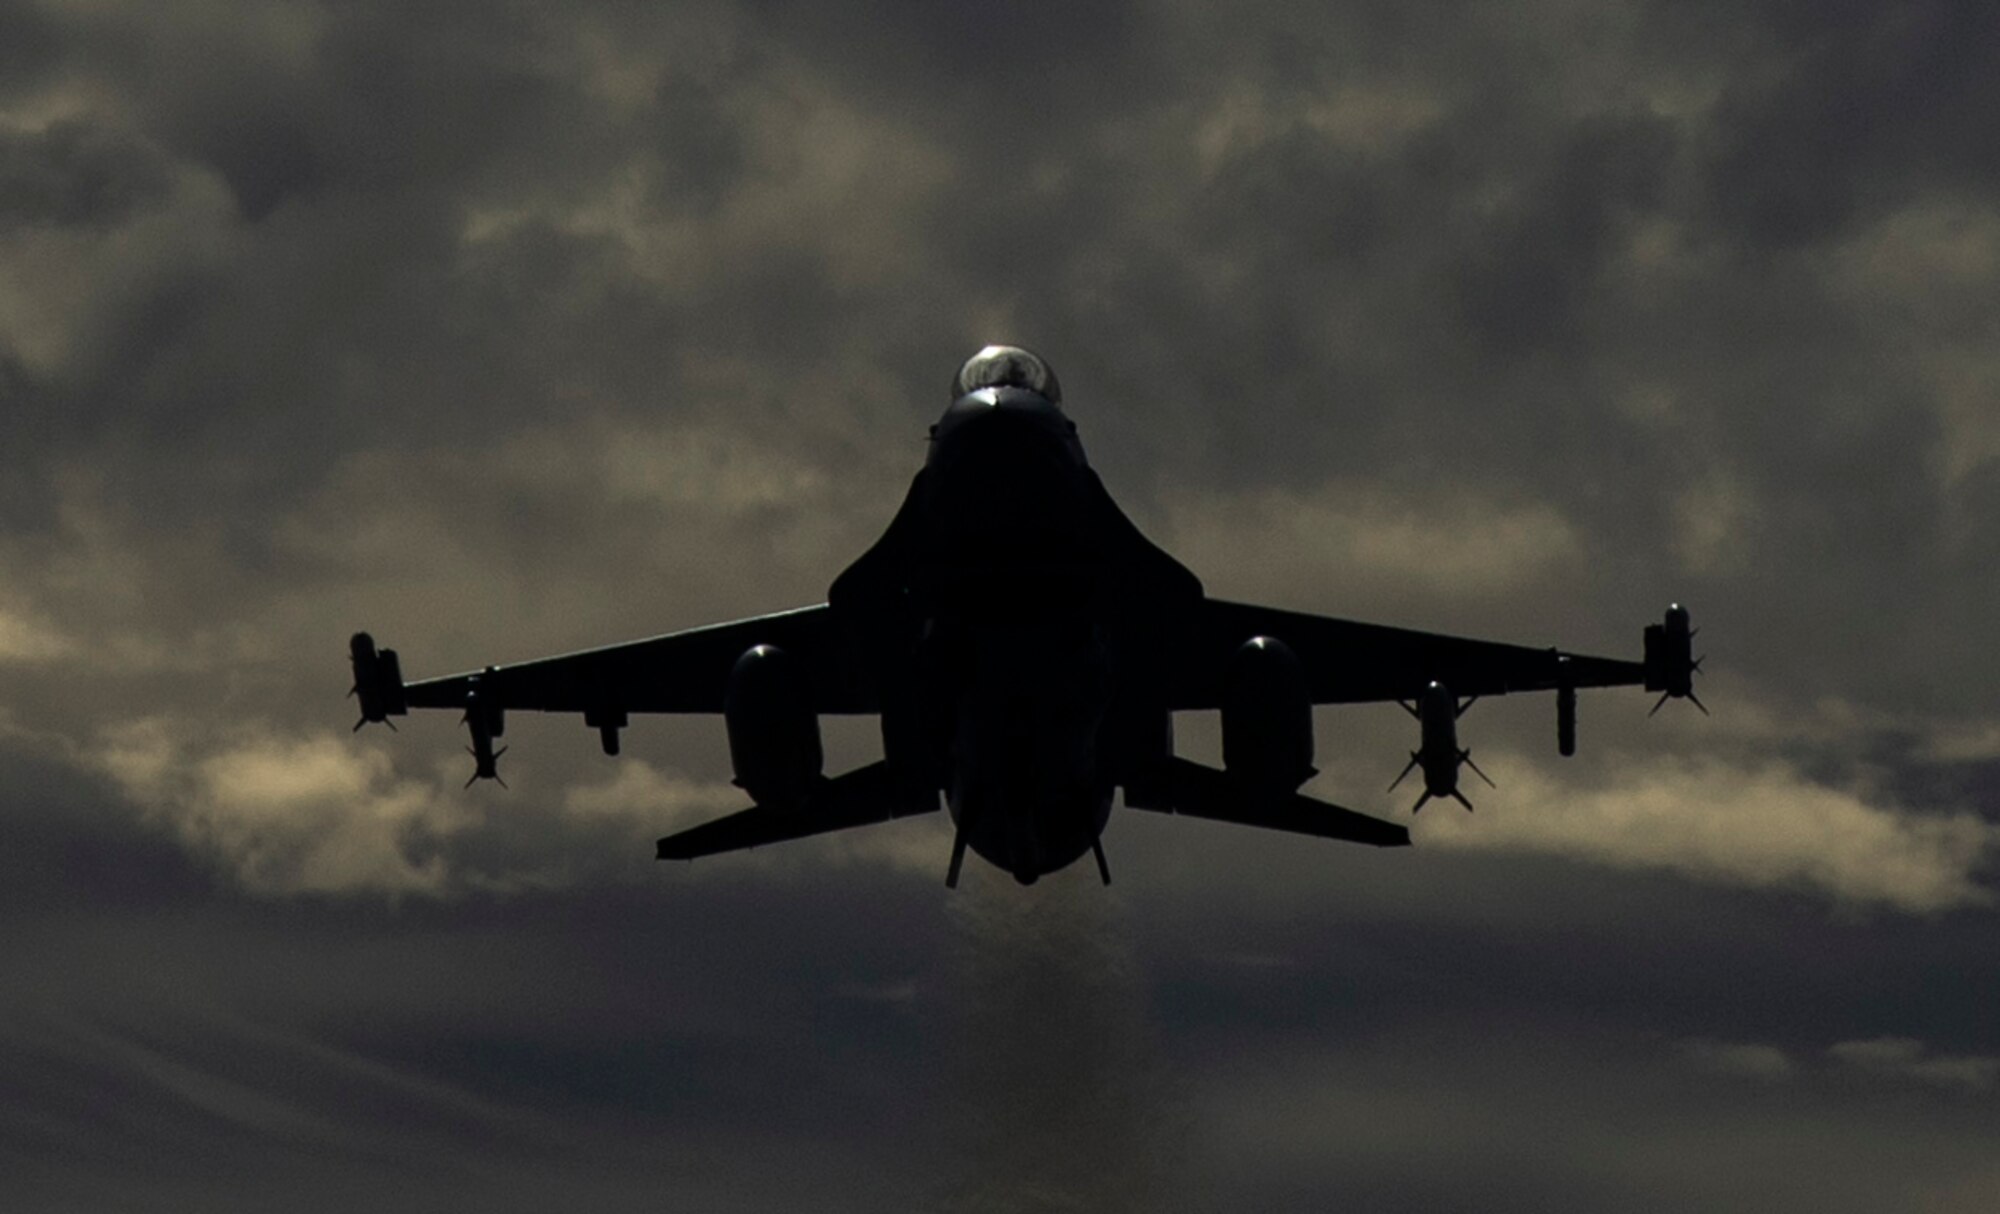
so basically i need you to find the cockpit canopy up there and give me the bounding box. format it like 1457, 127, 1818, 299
930, 344, 1083, 470
951, 345, 1061, 404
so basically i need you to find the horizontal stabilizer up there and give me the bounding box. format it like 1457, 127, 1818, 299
657, 761, 939, 861
1134, 757, 1410, 848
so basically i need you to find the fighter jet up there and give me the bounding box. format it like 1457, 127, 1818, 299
350, 346, 1703, 886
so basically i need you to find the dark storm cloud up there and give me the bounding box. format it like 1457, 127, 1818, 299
0, 118, 173, 231
0, 731, 213, 913
4, 0, 2000, 1209
1685, 2, 2000, 249
0, 4, 63, 99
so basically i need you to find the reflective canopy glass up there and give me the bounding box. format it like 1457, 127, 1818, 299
951, 345, 1061, 404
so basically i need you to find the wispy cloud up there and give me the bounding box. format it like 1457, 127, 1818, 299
85, 714, 942, 899
94, 719, 469, 896
1163, 480, 1581, 604
1681, 1038, 1796, 1080
0, 605, 72, 662
1412, 755, 1998, 912
1829, 1038, 2000, 1093
1678, 1035, 2000, 1093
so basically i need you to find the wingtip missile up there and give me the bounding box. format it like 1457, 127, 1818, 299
348, 632, 407, 728
1644, 603, 1708, 716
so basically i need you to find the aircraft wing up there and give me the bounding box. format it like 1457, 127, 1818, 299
656, 760, 940, 860
371, 603, 877, 719
1132, 757, 1410, 847
1171, 598, 1647, 709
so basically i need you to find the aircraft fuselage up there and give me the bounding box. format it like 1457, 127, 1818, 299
841, 382, 1172, 884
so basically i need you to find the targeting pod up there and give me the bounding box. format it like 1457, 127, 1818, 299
349, 633, 407, 730
1643, 603, 1707, 715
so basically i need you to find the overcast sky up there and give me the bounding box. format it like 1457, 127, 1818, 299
3, 1, 1998, 1209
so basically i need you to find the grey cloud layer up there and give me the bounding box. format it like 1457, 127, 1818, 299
6, 1, 1996, 708
4, 0, 1999, 1209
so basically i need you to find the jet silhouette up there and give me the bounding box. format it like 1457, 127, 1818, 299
351, 346, 1703, 886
